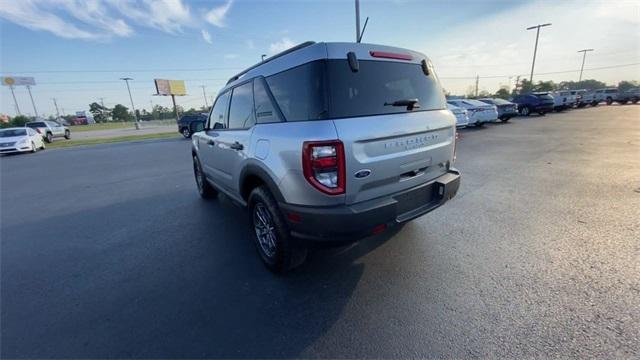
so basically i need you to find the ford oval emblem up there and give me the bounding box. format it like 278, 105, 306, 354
354, 169, 372, 179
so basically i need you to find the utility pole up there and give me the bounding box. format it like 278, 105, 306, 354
99, 97, 106, 108
9, 85, 21, 116
526, 23, 552, 84
515, 75, 521, 94
355, 0, 361, 42
26, 85, 38, 117
200, 85, 209, 109
577, 49, 594, 82
99, 97, 109, 121
475, 75, 479, 97
52, 98, 60, 118
120, 77, 140, 129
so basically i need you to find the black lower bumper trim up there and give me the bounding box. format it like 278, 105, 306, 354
280, 169, 461, 242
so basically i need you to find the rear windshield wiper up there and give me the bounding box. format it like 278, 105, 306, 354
384, 98, 421, 111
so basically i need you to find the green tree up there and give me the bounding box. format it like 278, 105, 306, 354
535, 80, 556, 92
89, 102, 110, 122
112, 104, 131, 121
495, 87, 511, 99
10, 115, 31, 127
618, 80, 639, 92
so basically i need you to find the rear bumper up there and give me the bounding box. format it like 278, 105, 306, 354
280, 169, 461, 242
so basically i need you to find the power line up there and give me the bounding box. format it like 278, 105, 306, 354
0, 67, 245, 74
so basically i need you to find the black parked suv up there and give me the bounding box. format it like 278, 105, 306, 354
511, 93, 555, 116
177, 113, 207, 138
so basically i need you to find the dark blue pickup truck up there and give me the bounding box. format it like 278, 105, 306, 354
511, 93, 555, 116
177, 113, 207, 138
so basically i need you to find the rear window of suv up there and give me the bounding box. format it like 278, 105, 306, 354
26, 122, 46, 128
265, 59, 445, 121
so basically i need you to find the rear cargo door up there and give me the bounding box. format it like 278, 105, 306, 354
325, 58, 454, 205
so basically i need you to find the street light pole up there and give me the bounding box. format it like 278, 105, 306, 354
577, 49, 594, 82
120, 77, 140, 129
200, 85, 209, 109
9, 85, 21, 116
52, 98, 60, 118
526, 23, 552, 84
26, 85, 38, 118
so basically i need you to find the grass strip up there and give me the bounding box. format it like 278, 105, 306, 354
47, 132, 179, 149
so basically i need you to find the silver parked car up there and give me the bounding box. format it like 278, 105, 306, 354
25, 120, 71, 143
446, 103, 470, 128
478, 98, 518, 122
192, 41, 461, 272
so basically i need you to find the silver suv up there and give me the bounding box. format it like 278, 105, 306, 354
25, 120, 71, 143
192, 42, 461, 272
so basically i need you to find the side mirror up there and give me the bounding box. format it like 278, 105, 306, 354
212, 122, 225, 130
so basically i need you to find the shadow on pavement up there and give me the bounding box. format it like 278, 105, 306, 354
1, 189, 399, 358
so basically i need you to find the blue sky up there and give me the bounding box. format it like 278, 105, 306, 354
1, 0, 638, 117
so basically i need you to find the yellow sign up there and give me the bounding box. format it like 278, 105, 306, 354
154, 79, 186, 96
1, 76, 36, 86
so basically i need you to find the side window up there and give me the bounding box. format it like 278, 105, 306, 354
228, 81, 255, 130
209, 91, 230, 128
266, 61, 326, 122
253, 77, 281, 124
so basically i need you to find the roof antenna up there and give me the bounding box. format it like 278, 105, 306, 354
358, 17, 369, 43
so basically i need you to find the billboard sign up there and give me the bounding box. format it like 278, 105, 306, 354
1, 76, 36, 86
154, 79, 186, 96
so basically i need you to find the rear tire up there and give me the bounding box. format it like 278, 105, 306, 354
538, 111, 546, 116
249, 185, 307, 273
591, 101, 598, 107
632, 97, 638, 104
181, 127, 191, 138
64, 130, 71, 139
193, 155, 217, 199
520, 106, 531, 116
45, 133, 53, 143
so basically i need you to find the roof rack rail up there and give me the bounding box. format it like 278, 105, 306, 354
226, 41, 316, 85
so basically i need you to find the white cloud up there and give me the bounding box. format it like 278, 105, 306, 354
111, 0, 192, 34
56, 0, 133, 37
205, 0, 233, 27
269, 37, 295, 55
0, 0, 103, 39
201, 29, 212, 44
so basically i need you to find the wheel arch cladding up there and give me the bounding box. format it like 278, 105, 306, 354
239, 163, 285, 203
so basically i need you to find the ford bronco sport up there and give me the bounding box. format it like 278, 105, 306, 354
192, 42, 461, 272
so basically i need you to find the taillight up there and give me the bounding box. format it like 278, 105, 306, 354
302, 140, 345, 195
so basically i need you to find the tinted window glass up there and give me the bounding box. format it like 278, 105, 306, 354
26, 122, 46, 128
253, 78, 281, 124
266, 61, 327, 122
605, 89, 617, 93
209, 92, 230, 128
327, 59, 445, 118
228, 81, 255, 130
0, 129, 27, 137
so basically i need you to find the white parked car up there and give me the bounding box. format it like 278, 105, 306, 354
447, 99, 498, 126
551, 90, 576, 111
0, 127, 46, 154
592, 88, 620, 105
446, 103, 470, 128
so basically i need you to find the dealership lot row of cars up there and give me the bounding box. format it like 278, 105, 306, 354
446, 86, 640, 128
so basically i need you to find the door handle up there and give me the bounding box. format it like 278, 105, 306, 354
230, 142, 244, 151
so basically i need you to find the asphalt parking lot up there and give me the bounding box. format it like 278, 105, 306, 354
1, 105, 639, 358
